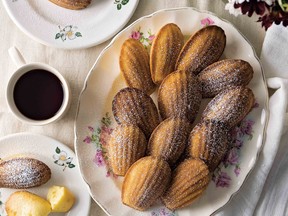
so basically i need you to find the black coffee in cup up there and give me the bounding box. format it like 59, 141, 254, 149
13, 69, 64, 120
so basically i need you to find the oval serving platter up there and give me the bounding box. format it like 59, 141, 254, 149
74, 7, 269, 216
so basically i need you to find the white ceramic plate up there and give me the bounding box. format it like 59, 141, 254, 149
74, 7, 268, 216
0, 132, 91, 216
2, 0, 139, 49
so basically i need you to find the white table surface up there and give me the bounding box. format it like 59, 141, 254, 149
0, 0, 266, 215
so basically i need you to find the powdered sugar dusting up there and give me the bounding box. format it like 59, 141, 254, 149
158, 70, 202, 122
0, 158, 51, 189
198, 59, 253, 98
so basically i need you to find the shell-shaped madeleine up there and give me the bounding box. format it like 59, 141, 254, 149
122, 156, 171, 211
120, 38, 156, 95
108, 124, 147, 176
158, 70, 202, 122
186, 120, 230, 171
150, 23, 184, 85
0, 157, 51, 189
112, 87, 160, 138
175, 25, 226, 75
198, 59, 254, 98
147, 117, 192, 165
162, 159, 210, 210
202, 86, 255, 129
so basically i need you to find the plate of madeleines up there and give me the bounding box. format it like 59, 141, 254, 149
75, 7, 269, 216
0, 133, 91, 216
2, 0, 139, 49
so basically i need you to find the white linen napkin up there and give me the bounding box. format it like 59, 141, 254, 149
217, 24, 288, 216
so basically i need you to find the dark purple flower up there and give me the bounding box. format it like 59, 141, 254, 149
234, 0, 269, 17
258, 2, 288, 30
234, 166, 241, 177
215, 172, 231, 188
83, 136, 92, 144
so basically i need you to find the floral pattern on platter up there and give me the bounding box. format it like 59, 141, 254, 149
151, 208, 178, 216
129, 27, 155, 49
200, 17, 215, 26
212, 102, 259, 188
55, 25, 82, 42
53, 147, 76, 171
114, 0, 129, 10
83, 112, 117, 178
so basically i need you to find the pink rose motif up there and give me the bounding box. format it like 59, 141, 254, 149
234, 166, 241, 177
88, 126, 94, 132
226, 148, 239, 165
93, 149, 105, 167
130, 31, 141, 40
106, 171, 118, 179
100, 126, 113, 146
240, 119, 255, 137
234, 139, 244, 148
201, 17, 215, 26
215, 172, 231, 188
148, 34, 155, 41
83, 136, 92, 144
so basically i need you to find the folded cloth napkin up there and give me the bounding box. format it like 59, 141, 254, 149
217, 24, 288, 216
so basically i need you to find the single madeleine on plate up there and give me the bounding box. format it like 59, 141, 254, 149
122, 156, 171, 211
158, 70, 202, 122
202, 86, 255, 129
147, 117, 192, 165
162, 159, 210, 210
176, 25, 226, 75
112, 87, 160, 138
0, 157, 51, 189
49, 0, 91, 10
198, 59, 254, 98
120, 38, 155, 95
187, 120, 230, 171
108, 124, 147, 176
150, 23, 184, 85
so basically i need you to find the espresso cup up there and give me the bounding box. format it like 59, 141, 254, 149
6, 47, 71, 125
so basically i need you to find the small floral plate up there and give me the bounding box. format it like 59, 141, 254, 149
74, 7, 268, 216
0, 132, 91, 216
2, 0, 139, 49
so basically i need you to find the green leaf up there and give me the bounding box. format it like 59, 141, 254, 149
114, 0, 120, 2
68, 164, 76, 168
55, 33, 61, 39
122, 0, 128, 5
117, 3, 122, 10
75, 32, 82, 37
55, 147, 61, 154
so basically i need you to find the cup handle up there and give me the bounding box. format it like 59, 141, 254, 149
8, 46, 26, 68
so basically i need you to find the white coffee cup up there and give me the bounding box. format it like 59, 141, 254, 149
6, 47, 71, 125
